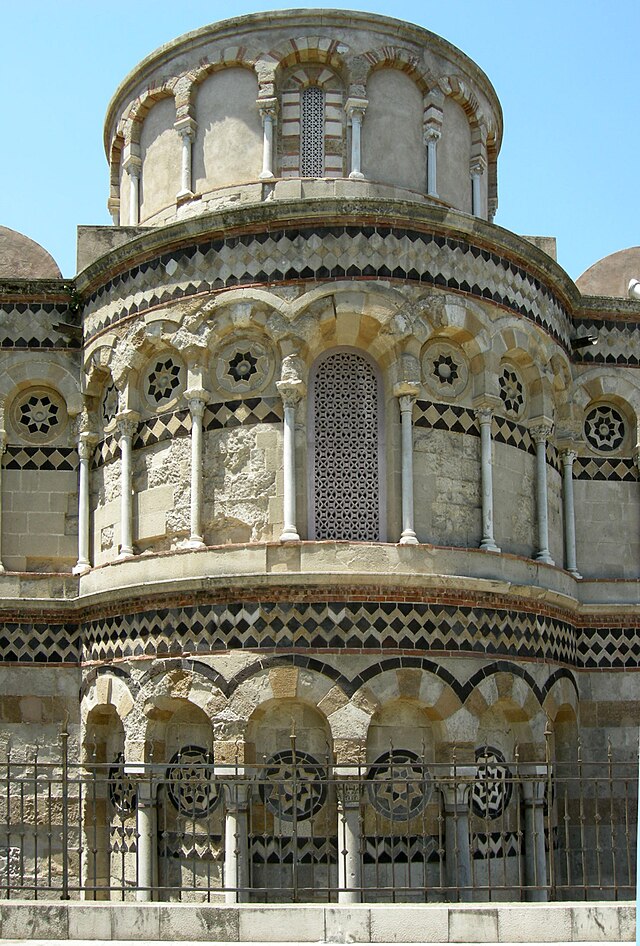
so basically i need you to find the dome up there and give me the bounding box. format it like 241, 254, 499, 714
0, 226, 62, 279
575, 246, 640, 299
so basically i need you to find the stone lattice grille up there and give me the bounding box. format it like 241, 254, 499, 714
313, 351, 381, 540
300, 87, 325, 176
166, 746, 219, 816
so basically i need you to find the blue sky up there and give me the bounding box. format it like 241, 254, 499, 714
1, 1, 637, 280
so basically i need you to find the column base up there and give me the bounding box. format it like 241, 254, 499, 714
568, 568, 582, 579
427, 189, 440, 199
0, 562, 5, 574
117, 548, 135, 561
259, 171, 275, 180
480, 539, 501, 553
72, 561, 91, 575
535, 551, 555, 566
187, 537, 206, 550
348, 171, 364, 180
176, 188, 194, 202
280, 527, 301, 542
399, 530, 418, 545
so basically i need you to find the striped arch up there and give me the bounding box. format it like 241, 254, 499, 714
360, 45, 436, 94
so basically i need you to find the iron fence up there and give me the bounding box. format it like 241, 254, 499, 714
0, 737, 636, 903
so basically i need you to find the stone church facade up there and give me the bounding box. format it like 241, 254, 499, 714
0, 9, 637, 904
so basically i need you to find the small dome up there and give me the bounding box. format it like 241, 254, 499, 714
576, 246, 640, 299
0, 227, 62, 279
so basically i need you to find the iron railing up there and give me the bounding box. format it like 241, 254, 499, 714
0, 738, 636, 902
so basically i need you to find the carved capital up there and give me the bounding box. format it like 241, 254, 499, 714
469, 157, 487, 178
393, 380, 420, 402
475, 407, 493, 426
174, 116, 197, 140
530, 424, 553, 444
256, 97, 278, 122
0, 429, 7, 455
423, 125, 442, 144
116, 413, 139, 440
122, 154, 141, 176
276, 378, 306, 406
186, 394, 208, 420
345, 97, 368, 122
560, 448, 577, 467
337, 778, 362, 809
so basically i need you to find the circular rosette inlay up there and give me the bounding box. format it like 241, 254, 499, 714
584, 404, 625, 453
166, 746, 220, 817
498, 364, 525, 418
471, 746, 513, 820
108, 752, 137, 815
144, 354, 186, 409
422, 342, 469, 399
11, 387, 67, 444
215, 339, 273, 395
367, 749, 431, 819
259, 749, 327, 822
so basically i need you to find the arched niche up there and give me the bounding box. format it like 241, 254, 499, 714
139, 97, 181, 221
362, 69, 425, 193
192, 68, 262, 192
438, 96, 472, 212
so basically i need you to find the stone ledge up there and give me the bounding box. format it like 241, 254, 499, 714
0, 901, 633, 942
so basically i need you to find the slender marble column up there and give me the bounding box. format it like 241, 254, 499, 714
187, 394, 207, 550
442, 770, 474, 901
470, 161, 485, 219
337, 776, 362, 903
346, 98, 367, 180
135, 776, 157, 902
395, 384, 420, 545
123, 155, 141, 226
117, 417, 137, 559
424, 126, 441, 197
476, 408, 500, 552
175, 118, 197, 199
521, 766, 549, 901
532, 425, 555, 565
223, 782, 250, 904
258, 99, 278, 180
0, 430, 6, 574
276, 378, 305, 542
73, 438, 93, 574
560, 449, 581, 577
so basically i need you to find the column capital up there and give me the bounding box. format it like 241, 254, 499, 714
530, 422, 553, 444
336, 776, 362, 810
116, 412, 139, 439
520, 765, 550, 804
174, 116, 197, 140
393, 380, 420, 402
276, 378, 306, 406
185, 389, 209, 414
0, 429, 7, 454
345, 97, 368, 120
256, 97, 278, 121
560, 447, 578, 466
633, 446, 640, 472
423, 125, 442, 144
441, 767, 475, 809
475, 406, 494, 426
122, 154, 142, 177
469, 157, 487, 178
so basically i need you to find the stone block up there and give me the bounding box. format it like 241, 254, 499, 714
67, 902, 113, 940
570, 903, 625, 941
0, 902, 69, 939
449, 906, 498, 942
238, 905, 324, 941
110, 902, 161, 940
370, 905, 448, 942
498, 904, 572, 942
324, 905, 371, 942
159, 904, 239, 941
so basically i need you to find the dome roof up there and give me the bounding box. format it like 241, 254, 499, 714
0, 227, 62, 279
576, 246, 640, 299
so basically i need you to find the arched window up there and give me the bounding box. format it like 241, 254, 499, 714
310, 349, 384, 541
300, 87, 325, 176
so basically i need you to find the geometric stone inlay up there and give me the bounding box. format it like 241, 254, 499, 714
260, 749, 327, 822
109, 752, 137, 814
584, 404, 625, 453
166, 746, 220, 817
498, 365, 525, 418
367, 749, 431, 819
422, 342, 469, 399
471, 747, 513, 821
145, 355, 186, 409
215, 340, 273, 396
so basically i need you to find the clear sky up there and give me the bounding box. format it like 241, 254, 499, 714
1, 1, 637, 281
